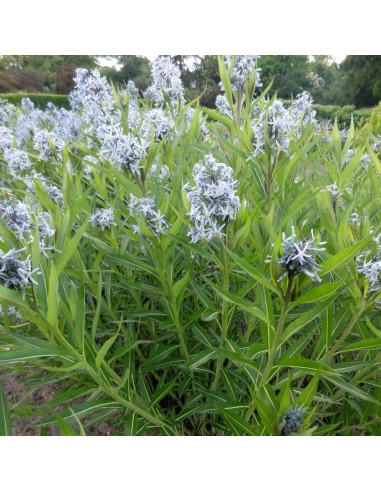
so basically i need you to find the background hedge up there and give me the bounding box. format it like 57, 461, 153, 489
282, 100, 373, 128
0, 93, 70, 110
313, 104, 372, 128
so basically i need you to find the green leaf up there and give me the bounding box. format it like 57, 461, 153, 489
190, 278, 218, 310
186, 348, 216, 370
125, 412, 138, 436
105, 253, 160, 279
282, 293, 341, 344
3, 331, 61, 351
0, 382, 12, 436
251, 395, 276, 435
274, 358, 335, 376
55, 412, 78, 436
337, 339, 381, 353
221, 369, 238, 401
217, 56, 233, 108
75, 283, 86, 353
227, 249, 281, 296
0, 347, 71, 364
278, 375, 292, 414
320, 235, 372, 277
173, 271, 189, 302
56, 221, 88, 275
34, 400, 120, 427
143, 345, 179, 369
95, 330, 120, 369
174, 403, 205, 423
292, 282, 342, 305
202, 108, 235, 130
295, 371, 321, 407
217, 406, 257, 436
206, 279, 273, 327
0, 285, 51, 334
200, 309, 219, 322
323, 375, 381, 406
149, 377, 177, 408
215, 348, 260, 373
166, 233, 216, 263
257, 284, 275, 350
47, 263, 59, 328
368, 144, 381, 175
191, 324, 213, 347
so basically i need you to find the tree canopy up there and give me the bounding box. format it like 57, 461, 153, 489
340, 56, 381, 107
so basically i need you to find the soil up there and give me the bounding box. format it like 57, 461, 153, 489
0, 370, 118, 436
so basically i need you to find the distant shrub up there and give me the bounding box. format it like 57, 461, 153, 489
0, 93, 70, 110
355, 102, 381, 147
282, 100, 374, 129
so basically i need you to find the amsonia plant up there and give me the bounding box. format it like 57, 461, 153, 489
0, 56, 380, 436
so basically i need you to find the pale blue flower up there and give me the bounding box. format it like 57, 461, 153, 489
283, 406, 304, 434
278, 227, 326, 282
184, 155, 240, 243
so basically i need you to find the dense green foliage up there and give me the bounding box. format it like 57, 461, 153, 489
0, 56, 97, 94
341, 56, 381, 108
0, 57, 381, 436
178, 55, 380, 108
312, 104, 372, 128
356, 103, 381, 146
101, 56, 152, 92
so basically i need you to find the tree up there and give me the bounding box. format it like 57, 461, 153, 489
340, 56, 381, 108
307, 56, 344, 105
0, 55, 98, 93
0, 58, 15, 92
101, 56, 152, 93
180, 55, 221, 107
260, 56, 311, 99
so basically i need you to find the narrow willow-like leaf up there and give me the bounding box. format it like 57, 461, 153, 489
337, 339, 381, 353
292, 282, 342, 305
95, 330, 120, 369
274, 358, 336, 376
56, 221, 88, 275
206, 279, 273, 327
186, 349, 216, 370
320, 235, 372, 277
217, 406, 257, 436
227, 249, 282, 296
281, 293, 341, 344
295, 371, 321, 408
0, 348, 71, 364
0, 383, 12, 436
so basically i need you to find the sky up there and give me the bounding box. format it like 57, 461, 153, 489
331, 54, 346, 63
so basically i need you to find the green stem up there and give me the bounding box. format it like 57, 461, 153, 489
53, 329, 169, 429
84, 363, 168, 429
258, 280, 291, 390
211, 237, 229, 390
245, 279, 292, 421
266, 164, 272, 211
221, 242, 229, 339
236, 84, 242, 128
155, 243, 189, 362
170, 298, 189, 362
